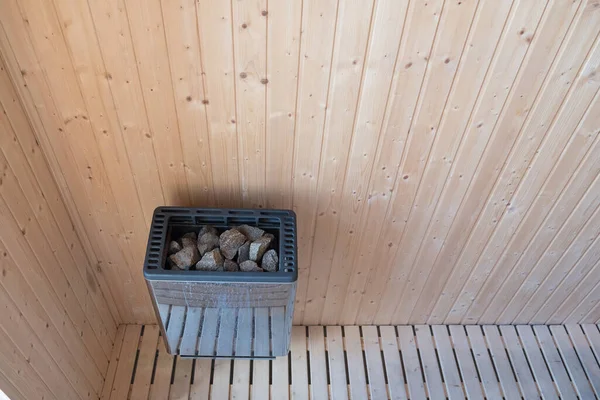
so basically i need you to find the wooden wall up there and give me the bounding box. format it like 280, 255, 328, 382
0, 56, 117, 399
0, 0, 599, 326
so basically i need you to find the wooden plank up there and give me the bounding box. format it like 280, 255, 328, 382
582, 324, 600, 361
110, 325, 141, 400
190, 359, 212, 399
179, 307, 202, 356
0, 284, 80, 400
170, 358, 192, 400
453, 0, 600, 325
271, 307, 287, 356
211, 359, 232, 400
414, 325, 445, 399
198, 308, 219, 356
308, 326, 328, 400
101, 326, 126, 400
426, 0, 573, 324
397, 326, 426, 399
231, 359, 250, 400
158, 304, 171, 328
327, 0, 410, 325
353, 0, 445, 326
149, 339, 174, 400
326, 326, 349, 400
498, 326, 539, 399
291, 326, 309, 400
549, 325, 595, 399
481, 326, 521, 400
361, 326, 386, 400
216, 308, 237, 357
252, 360, 270, 400
160, 0, 215, 205
0, 242, 98, 398
231, 0, 267, 208
0, 100, 116, 356
0, 195, 105, 390
432, 325, 465, 400
565, 324, 600, 396
304, 0, 377, 324
449, 326, 484, 400
130, 326, 160, 400
272, 352, 290, 400
377, 0, 481, 323
344, 326, 369, 400
380, 326, 407, 400
265, 0, 301, 210
196, 0, 240, 207
533, 326, 578, 400
290, 0, 340, 324
0, 328, 55, 400
465, 326, 502, 399
236, 308, 253, 357
166, 306, 185, 354
516, 325, 559, 400
254, 308, 270, 358
124, 0, 190, 206
499, 157, 600, 324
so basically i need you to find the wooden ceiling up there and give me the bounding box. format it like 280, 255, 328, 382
1, 0, 599, 325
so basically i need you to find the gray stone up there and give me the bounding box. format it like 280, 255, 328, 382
168, 246, 200, 270
195, 249, 224, 271
237, 241, 250, 263
239, 260, 263, 272
236, 224, 265, 241
199, 225, 218, 237
197, 232, 219, 256
224, 259, 239, 272
249, 235, 274, 261
219, 229, 247, 259
181, 232, 197, 249
168, 240, 182, 255
261, 249, 278, 272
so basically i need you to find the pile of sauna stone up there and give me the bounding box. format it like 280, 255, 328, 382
167, 224, 278, 272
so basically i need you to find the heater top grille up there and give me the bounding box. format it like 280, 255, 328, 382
143, 207, 297, 283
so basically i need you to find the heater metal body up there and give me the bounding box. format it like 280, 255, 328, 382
143, 207, 297, 358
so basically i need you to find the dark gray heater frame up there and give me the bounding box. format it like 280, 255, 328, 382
143, 207, 297, 359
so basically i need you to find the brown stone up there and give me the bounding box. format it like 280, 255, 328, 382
236, 224, 265, 241
249, 235, 273, 261
195, 249, 224, 271
219, 229, 247, 259
224, 259, 239, 272
168, 240, 182, 255
169, 246, 200, 270
238, 241, 250, 263
261, 249, 278, 272
239, 260, 263, 272
181, 231, 197, 248
197, 231, 219, 256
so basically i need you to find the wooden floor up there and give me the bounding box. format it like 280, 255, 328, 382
102, 324, 600, 399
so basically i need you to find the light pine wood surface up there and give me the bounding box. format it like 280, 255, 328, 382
0, 0, 599, 328
102, 323, 600, 400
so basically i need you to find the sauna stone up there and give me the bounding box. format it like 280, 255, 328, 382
195, 248, 224, 271
261, 249, 278, 272
197, 231, 219, 256
239, 260, 263, 272
238, 241, 250, 263
219, 228, 247, 259
236, 224, 265, 241
249, 235, 273, 261
224, 259, 239, 272
169, 246, 200, 270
